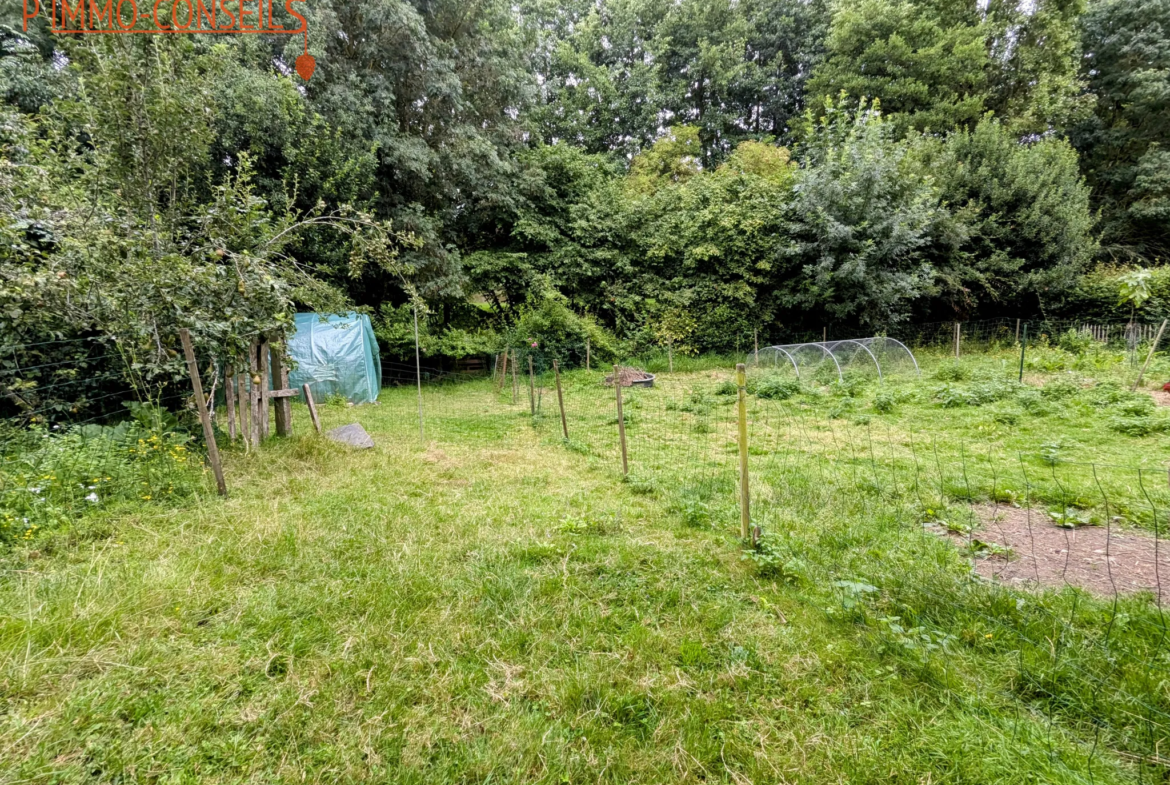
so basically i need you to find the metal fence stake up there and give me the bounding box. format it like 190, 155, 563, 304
737, 362, 751, 540
614, 365, 628, 476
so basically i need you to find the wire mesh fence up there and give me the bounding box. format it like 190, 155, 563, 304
8, 323, 1170, 779
366, 339, 1170, 782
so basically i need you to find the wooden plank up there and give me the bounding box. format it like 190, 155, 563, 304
303, 384, 322, 434
179, 329, 227, 497
528, 355, 536, 416
270, 341, 293, 437
236, 365, 250, 450
225, 365, 237, 441
511, 349, 519, 404
259, 339, 271, 439
268, 388, 301, 399
249, 342, 261, 448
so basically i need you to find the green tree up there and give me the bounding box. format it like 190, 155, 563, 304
807, 0, 989, 134
1072, 0, 1170, 263
779, 99, 941, 328
913, 118, 1095, 316
809, 0, 1088, 137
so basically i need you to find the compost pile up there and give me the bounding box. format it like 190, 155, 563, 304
604, 366, 653, 387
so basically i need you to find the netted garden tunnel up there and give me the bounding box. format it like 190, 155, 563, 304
752, 337, 920, 382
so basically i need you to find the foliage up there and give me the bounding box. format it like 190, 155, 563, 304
913, 119, 1095, 316
779, 100, 940, 329
1072, 0, 1170, 263
507, 286, 618, 370
742, 533, 806, 582
807, 0, 990, 135
627, 126, 704, 194
1118, 267, 1154, 312
809, 0, 1088, 137
754, 375, 803, 400
1056, 265, 1170, 322
0, 410, 203, 544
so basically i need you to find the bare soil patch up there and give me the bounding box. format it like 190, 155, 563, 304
958, 504, 1170, 599
1146, 389, 1170, 407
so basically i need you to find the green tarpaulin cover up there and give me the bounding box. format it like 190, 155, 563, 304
287, 313, 381, 404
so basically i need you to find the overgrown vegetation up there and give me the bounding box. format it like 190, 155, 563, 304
4, 345, 1170, 781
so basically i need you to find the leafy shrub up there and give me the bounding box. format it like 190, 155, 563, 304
1, 410, 203, 546
872, 391, 896, 413
679, 390, 714, 416
935, 384, 974, 408
679, 497, 713, 528
969, 381, 1016, 405
934, 361, 968, 382
1115, 396, 1155, 417
1109, 414, 1169, 437
755, 375, 802, 400
1085, 381, 1130, 405
829, 400, 856, 419
1016, 389, 1052, 415
742, 533, 805, 582
715, 379, 738, 396
507, 288, 618, 369
831, 375, 867, 398
1057, 328, 1094, 356
1041, 377, 1082, 400
934, 381, 1014, 408
1025, 346, 1076, 372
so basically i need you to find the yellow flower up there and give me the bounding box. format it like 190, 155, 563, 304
141, 495, 152, 500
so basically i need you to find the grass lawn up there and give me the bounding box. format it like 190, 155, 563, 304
2, 344, 1170, 783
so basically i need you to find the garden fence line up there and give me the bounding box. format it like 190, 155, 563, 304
6, 323, 1170, 779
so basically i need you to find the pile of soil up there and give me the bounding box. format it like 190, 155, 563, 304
604, 366, 653, 387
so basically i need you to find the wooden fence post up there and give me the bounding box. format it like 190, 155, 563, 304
754, 330, 759, 365
496, 351, 508, 392
225, 364, 237, 441
179, 329, 227, 497
1018, 324, 1028, 383
528, 355, 537, 416
270, 341, 293, 437
511, 349, 519, 404
736, 363, 751, 541
586, 338, 591, 371
303, 383, 322, 434
1133, 319, 1168, 391
554, 360, 568, 440
237, 363, 250, 450
614, 366, 628, 477
954, 322, 961, 359
258, 339, 271, 439
1015, 319, 1021, 343
249, 342, 262, 448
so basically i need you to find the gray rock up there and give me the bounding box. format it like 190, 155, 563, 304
326, 422, 375, 449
